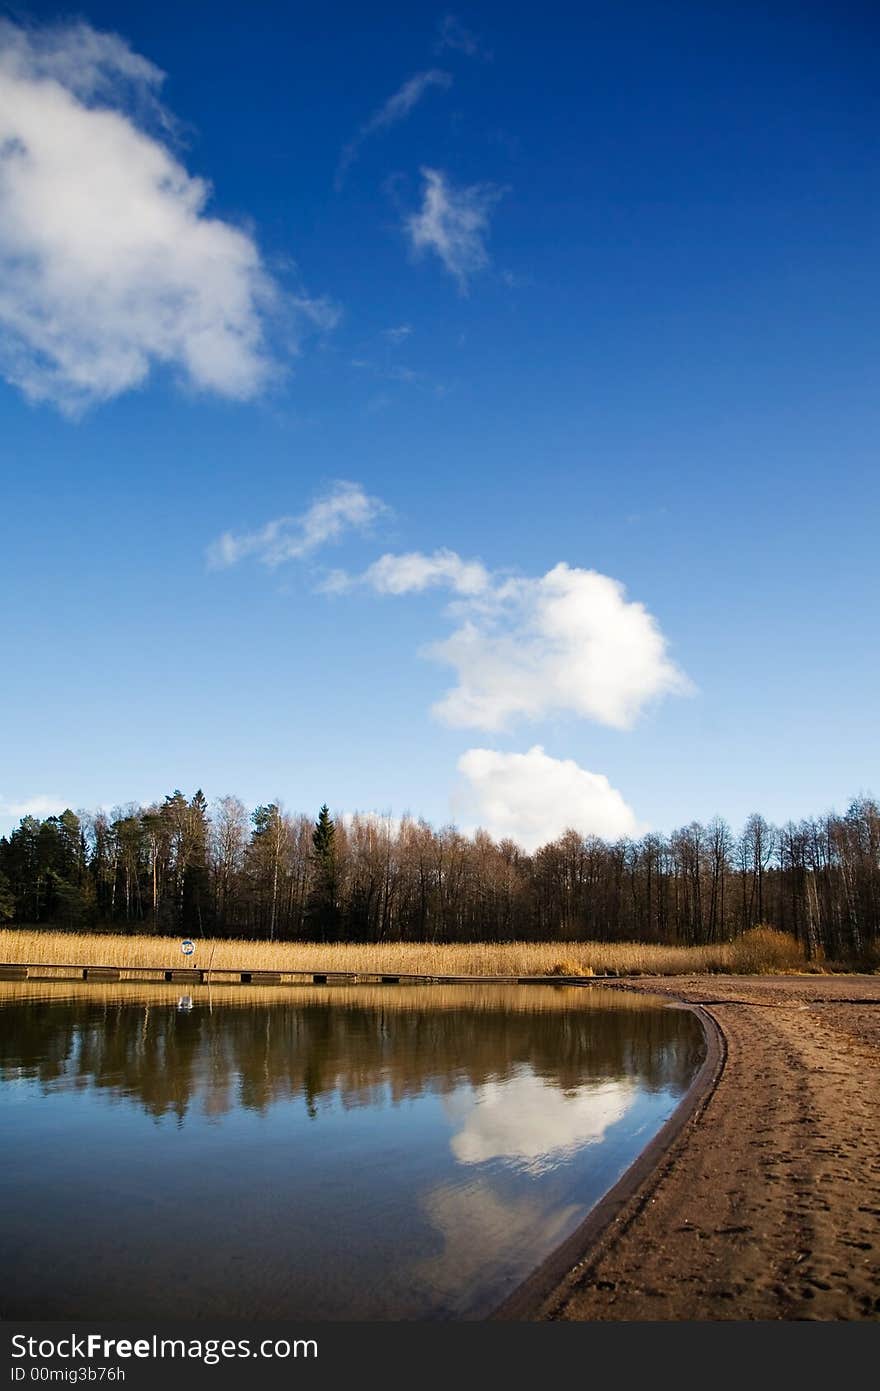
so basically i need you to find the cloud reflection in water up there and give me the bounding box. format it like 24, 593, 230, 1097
447, 1068, 636, 1173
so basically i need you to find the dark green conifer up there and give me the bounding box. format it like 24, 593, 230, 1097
307, 805, 339, 941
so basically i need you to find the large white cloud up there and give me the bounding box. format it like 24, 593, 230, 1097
0, 20, 328, 412
339, 549, 689, 731
431, 562, 689, 731
456, 745, 640, 850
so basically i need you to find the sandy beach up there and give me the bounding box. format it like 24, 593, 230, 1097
523, 974, 879, 1321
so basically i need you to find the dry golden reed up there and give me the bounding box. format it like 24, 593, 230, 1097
0, 925, 811, 977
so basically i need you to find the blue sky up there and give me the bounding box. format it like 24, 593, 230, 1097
0, 2, 877, 847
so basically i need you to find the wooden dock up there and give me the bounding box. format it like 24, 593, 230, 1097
0, 961, 601, 988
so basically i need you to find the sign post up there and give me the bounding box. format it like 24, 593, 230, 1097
179, 939, 196, 1010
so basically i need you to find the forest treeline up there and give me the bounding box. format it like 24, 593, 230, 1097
0, 791, 878, 960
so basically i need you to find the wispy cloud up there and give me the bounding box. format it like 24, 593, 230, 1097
336, 69, 451, 188
326, 548, 490, 597
435, 15, 488, 61
0, 793, 70, 824
0, 19, 329, 414
347, 356, 449, 402
332, 549, 691, 732
382, 324, 413, 343
500, 269, 531, 289
405, 168, 503, 291
350, 359, 419, 384
207, 482, 387, 570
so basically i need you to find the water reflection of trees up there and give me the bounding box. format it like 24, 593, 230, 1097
0, 986, 705, 1122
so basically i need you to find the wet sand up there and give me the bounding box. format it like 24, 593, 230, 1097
532, 975, 880, 1320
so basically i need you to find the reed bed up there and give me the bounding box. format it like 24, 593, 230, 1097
0, 925, 813, 976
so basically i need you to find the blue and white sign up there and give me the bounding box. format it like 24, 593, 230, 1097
181, 938, 195, 956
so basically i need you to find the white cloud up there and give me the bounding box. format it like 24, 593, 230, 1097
456, 746, 640, 850
382, 324, 412, 343
430, 562, 690, 731
0, 20, 164, 101
364, 548, 490, 596
0, 19, 326, 413
0, 794, 70, 827
336, 70, 451, 186
405, 168, 503, 290
332, 548, 689, 730
207, 482, 387, 570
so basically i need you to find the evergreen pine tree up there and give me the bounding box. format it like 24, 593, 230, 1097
307, 805, 339, 941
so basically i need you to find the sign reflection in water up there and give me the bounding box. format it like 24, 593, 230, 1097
0, 983, 704, 1320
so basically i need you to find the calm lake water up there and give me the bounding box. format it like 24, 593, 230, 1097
0, 982, 704, 1320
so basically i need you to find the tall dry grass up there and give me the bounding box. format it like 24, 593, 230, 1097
0, 925, 815, 976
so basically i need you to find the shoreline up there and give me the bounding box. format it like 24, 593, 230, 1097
493, 998, 725, 1319
514, 974, 880, 1321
